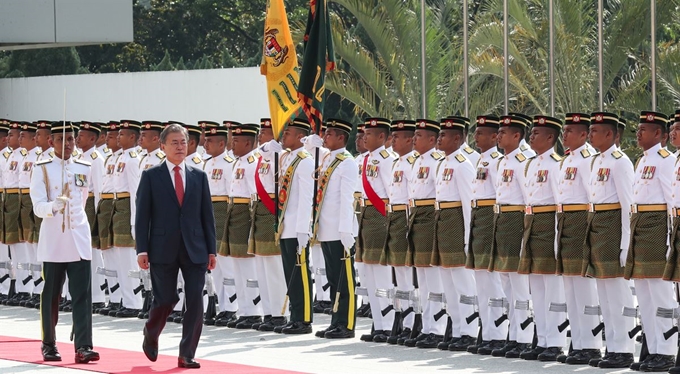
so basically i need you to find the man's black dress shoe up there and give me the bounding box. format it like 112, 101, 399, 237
315, 324, 337, 338
565, 349, 601, 365
116, 307, 141, 318
520, 346, 546, 360
41, 343, 61, 361
477, 340, 505, 355
537, 346, 563, 361
415, 333, 443, 349
324, 326, 355, 339
252, 315, 271, 330
259, 316, 288, 332
388, 328, 411, 345
178, 357, 200, 369
142, 327, 158, 362
274, 321, 294, 334
282, 321, 312, 335
215, 312, 237, 327
598, 352, 634, 368
640, 354, 675, 372
235, 316, 261, 329
491, 340, 514, 357
449, 335, 476, 351
75, 347, 100, 363
403, 333, 428, 347
360, 330, 384, 342
505, 343, 531, 359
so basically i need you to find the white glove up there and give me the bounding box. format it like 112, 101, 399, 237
340, 232, 355, 256
51, 196, 68, 213
131, 225, 136, 241
297, 233, 309, 254
619, 248, 628, 267
265, 139, 283, 153
303, 134, 323, 152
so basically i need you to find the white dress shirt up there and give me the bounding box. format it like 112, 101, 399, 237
166, 160, 186, 190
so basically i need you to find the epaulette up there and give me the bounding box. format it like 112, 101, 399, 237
129, 151, 137, 158
515, 153, 527, 163
297, 151, 310, 159
413, 151, 420, 157
407, 155, 417, 165
463, 146, 475, 154
550, 153, 563, 162
90, 152, 98, 160
431, 151, 444, 161
155, 150, 166, 160
49, 151, 55, 158
20, 149, 27, 157
612, 150, 623, 159
224, 155, 235, 163
247, 155, 256, 164
490, 151, 500, 159
103, 147, 111, 154
520, 144, 529, 152
580, 148, 591, 158
35, 149, 42, 155
379, 149, 390, 159
253, 151, 261, 158
455, 154, 467, 163
73, 158, 91, 166
2, 151, 9, 159
72, 149, 79, 157
336, 152, 349, 161
659, 148, 671, 158
192, 156, 202, 164
36, 158, 52, 165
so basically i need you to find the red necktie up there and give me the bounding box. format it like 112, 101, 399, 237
174, 166, 184, 206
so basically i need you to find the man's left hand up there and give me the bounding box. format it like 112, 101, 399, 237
208, 254, 217, 270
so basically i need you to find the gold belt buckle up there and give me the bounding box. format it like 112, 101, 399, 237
471, 200, 478, 208
434, 201, 441, 210
387, 204, 393, 213
493, 204, 500, 214
588, 203, 595, 212
631, 204, 638, 214
525, 206, 533, 215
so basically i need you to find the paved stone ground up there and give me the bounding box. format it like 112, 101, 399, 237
0, 305, 647, 373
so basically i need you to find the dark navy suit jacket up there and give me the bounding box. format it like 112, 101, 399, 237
135, 161, 216, 264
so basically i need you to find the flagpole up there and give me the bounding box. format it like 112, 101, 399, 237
463, 0, 469, 118
548, 0, 555, 116
597, 0, 603, 110
650, 0, 656, 110
503, 0, 509, 114
420, 0, 427, 118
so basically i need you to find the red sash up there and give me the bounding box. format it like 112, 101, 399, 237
254, 156, 276, 215
362, 155, 386, 216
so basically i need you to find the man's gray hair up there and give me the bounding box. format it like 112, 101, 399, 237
160, 124, 189, 144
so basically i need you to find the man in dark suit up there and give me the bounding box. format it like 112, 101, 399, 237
136, 123, 217, 369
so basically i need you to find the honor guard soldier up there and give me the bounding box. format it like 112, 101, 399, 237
434, 117, 478, 351
466, 115, 507, 355
110, 120, 143, 317
312, 118, 358, 339
139, 121, 166, 171
4, 121, 25, 306
0, 120, 11, 303
510, 113, 537, 158
220, 122, 263, 328
404, 119, 446, 349
516, 115, 567, 361
356, 117, 395, 343
18, 121, 43, 308
555, 113, 602, 365
382, 119, 417, 344
489, 114, 534, 358
354, 123, 371, 317
263, 117, 315, 334
76, 122, 107, 312
582, 112, 636, 368
625, 111, 677, 371
96, 123, 112, 158
466, 115, 509, 355
184, 123, 204, 169
96, 122, 123, 316
31, 121, 100, 364
36, 120, 54, 161
248, 117, 289, 333
201, 121, 238, 326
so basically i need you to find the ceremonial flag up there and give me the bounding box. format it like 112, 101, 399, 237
260, 0, 301, 141
297, 0, 335, 134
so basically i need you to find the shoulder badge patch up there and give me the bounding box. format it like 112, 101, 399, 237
35, 149, 42, 155
379, 149, 390, 159
455, 154, 467, 163
20, 149, 27, 157
36, 158, 52, 165
580, 148, 591, 158
336, 152, 348, 161
612, 150, 623, 159
407, 155, 417, 165
129, 151, 137, 158
73, 158, 91, 166
520, 144, 529, 152
247, 155, 255, 164
515, 153, 527, 163
659, 148, 671, 158
463, 146, 475, 154
90, 152, 98, 160
72, 149, 79, 157
431, 151, 443, 161
224, 155, 235, 163
550, 153, 563, 162
192, 156, 202, 164
2, 151, 9, 159
490, 151, 500, 159
155, 151, 166, 159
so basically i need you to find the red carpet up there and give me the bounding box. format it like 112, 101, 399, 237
0, 335, 303, 373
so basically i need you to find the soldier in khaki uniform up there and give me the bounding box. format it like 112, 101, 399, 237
625, 111, 677, 371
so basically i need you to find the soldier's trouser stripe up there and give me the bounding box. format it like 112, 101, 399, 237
345, 256, 355, 330
300, 248, 311, 322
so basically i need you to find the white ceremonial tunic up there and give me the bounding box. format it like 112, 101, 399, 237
459, 142, 480, 169
279, 147, 314, 239
317, 148, 358, 241
139, 148, 166, 171
31, 157, 92, 262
